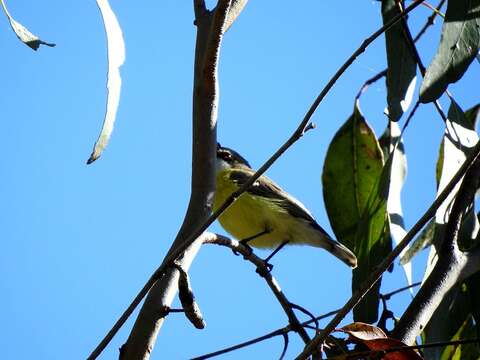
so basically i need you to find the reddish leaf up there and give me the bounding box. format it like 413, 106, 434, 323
337, 322, 423, 360
363, 338, 423, 360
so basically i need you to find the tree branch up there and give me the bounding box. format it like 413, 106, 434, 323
296, 141, 480, 359
224, 0, 248, 32
392, 156, 480, 344
203, 234, 311, 344
88, 1, 425, 357
116, 2, 232, 359
193, 281, 420, 359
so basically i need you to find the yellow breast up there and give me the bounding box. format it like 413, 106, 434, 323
213, 169, 294, 248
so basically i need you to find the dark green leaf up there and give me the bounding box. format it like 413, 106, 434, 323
424, 284, 473, 359
420, 0, 480, 103
466, 271, 480, 339
440, 315, 480, 360
465, 104, 480, 129
381, 0, 417, 121
323, 101, 391, 323
0, 0, 55, 50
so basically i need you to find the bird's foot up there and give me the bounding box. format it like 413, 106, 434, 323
232, 238, 254, 257
256, 259, 274, 276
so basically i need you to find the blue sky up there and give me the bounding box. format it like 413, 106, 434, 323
0, 1, 478, 359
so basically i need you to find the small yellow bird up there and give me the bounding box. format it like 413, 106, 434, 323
214, 144, 357, 268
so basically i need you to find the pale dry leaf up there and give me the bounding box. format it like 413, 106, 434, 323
87, 0, 126, 164
0, 0, 55, 50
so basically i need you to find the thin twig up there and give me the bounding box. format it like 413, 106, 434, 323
356, 0, 444, 103
193, 276, 419, 359
413, 0, 446, 42
382, 281, 421, 300
203, 234, 311, 344
296, 141, 480, 359
89, 1, 426, 357
395, 1, 448, 123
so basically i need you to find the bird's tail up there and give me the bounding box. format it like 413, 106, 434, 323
328, 240, 357, 268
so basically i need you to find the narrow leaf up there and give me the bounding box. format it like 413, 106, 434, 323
466, 271, 480, 338
87, 0, 126, 164
420, 0, 480, 103
399, 219, 434, 265
440, 315, 480, 360
424, 284, 473, 359
0, 0, 55, 50
381, 0, 417, 121
323, 101, 390, 323
379, 122, 413, 291
425, 100, 479, 278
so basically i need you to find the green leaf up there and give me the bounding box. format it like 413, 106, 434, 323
420, 0, 480, 103
440, 314, 480, 360
0, 0, 55, 50
466, 271, 480, 339
323, 101, 391, 323
323, 102, 384, 250
465, 104, 480, 129
381, 0, 417, 121
425, 284, 473, 359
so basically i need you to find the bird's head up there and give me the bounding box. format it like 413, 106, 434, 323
216, 143, 251, 171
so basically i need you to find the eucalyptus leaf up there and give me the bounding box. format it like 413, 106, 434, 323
420, 0, 480, 103
425, 285, 473, 360
399, 219, 435, 265
440, 315, 480, 360
381, 0, 417, 121
424, 100, 479, 280
323, 101, 390, 323
0, 0, 55, 50
466, 271, 480, 339
379, 122, 412, 290
87, 0, 126, 164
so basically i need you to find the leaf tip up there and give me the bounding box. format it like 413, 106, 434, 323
86, 153, 99, 165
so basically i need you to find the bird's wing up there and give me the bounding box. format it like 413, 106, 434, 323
229, 169, 330, 235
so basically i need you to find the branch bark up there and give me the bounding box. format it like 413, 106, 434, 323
117, 1, 234, 359
392, 156, 480, 345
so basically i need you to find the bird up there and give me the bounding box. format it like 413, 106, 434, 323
214, 144, 357, 268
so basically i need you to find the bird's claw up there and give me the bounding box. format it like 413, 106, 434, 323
232, 240, 253, 257
256, 259, 273, 276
